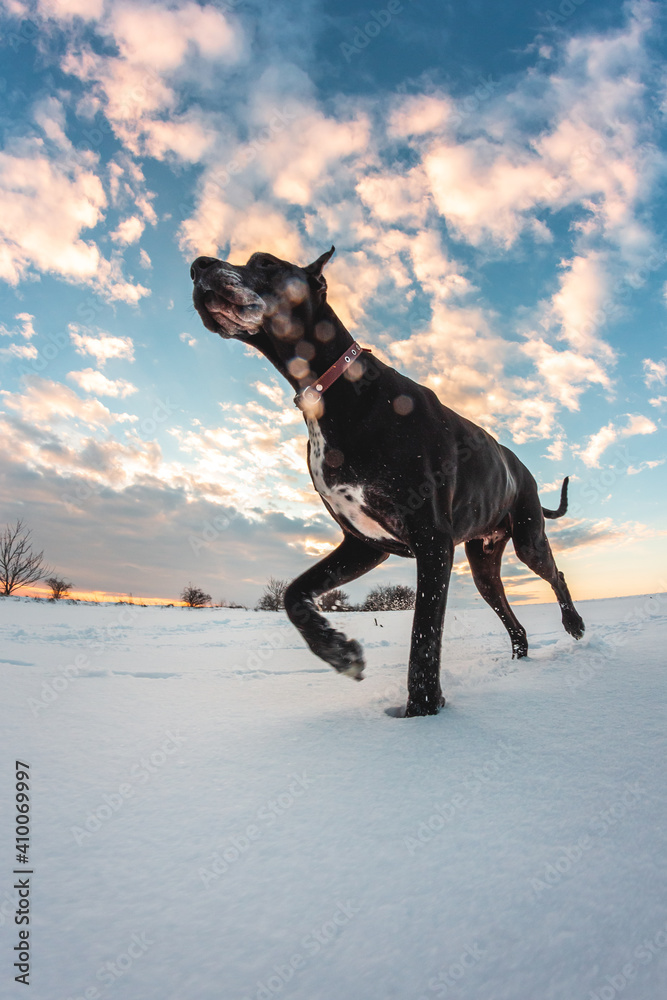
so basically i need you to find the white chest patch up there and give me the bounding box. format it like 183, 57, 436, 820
307, 420, 397, 543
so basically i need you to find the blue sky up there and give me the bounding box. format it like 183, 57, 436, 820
0, 0, 665, 607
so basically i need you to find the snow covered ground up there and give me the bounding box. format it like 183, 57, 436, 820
1, 592, 666, 1000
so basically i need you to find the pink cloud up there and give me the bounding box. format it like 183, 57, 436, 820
522, 338, 612, 410
0, 110, 149, 301
387, 94, 452, 138
60, 2, 244, 161
576, 413, 657, 468
37, 0, 104, 19
67, 369, 138, 398
110, 216, 145, 245
68, 325, 135, 366
0, 377, 134, 429
544, 252, 617, 357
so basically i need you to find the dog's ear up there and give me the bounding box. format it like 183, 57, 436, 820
304, 246, 335, 278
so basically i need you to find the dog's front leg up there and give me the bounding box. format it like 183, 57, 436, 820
284, 533, 389, 680
405, 534, 454, 717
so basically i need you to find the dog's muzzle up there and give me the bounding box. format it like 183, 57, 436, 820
191, 256, 266, 338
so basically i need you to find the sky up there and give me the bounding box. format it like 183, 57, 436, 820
0, 0, 665, 608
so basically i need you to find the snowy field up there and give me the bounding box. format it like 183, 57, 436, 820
1, 592, 666, 1000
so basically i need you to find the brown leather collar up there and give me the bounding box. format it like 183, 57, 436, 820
295, 342, 370, 409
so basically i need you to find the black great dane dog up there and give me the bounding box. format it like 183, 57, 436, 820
191, 246, 585, 717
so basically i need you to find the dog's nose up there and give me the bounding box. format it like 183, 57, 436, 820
190, 256, 219, 281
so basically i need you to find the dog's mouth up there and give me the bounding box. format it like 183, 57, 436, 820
193, 272, 266, 338
204, 289, 265, 330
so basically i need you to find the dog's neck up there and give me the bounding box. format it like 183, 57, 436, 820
240, 301, 356, 392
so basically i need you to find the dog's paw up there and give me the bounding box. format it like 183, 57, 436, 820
403, 694, 446, 717
563, 611, 585, 640
327, 636, 365, 681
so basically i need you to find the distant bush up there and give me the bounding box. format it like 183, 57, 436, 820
316, 588, 352, 612
362, 584, 416, 612
181, 584, 211, 607
255, 577, 288, 611
217, 598, 247, 609
46, 576, 73, 600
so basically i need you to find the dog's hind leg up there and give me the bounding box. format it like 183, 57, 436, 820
512, 505, 585, 640
284, 533, 389, 679
465, 536, 528, 658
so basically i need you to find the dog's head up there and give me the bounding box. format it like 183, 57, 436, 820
190, 247, 335, 342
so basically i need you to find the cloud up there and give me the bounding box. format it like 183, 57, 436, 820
539, 477, 569, 494
627, 458, 665, 475
404, 229, 474, 302
0, 135, 105, 284
109, 1, 239, 72
253, 380, 287, 407
643, 357, 667, 386
0, 368, 324, 550
180, 194, 305, 262
107, 155, 157, 224
0, 312, 39, 360
37, 0, 104, 20
110, 215, 145, 245
521, 337, 612, 410
544, 437, 566, 462
544, 252, 617, 357
423, 142, 554, 249
0, 430, 337, 603
68, 325, 135, 365
2, 0, 29, 16
179, 98, 370, 259
1, 312, 34, 341
60, 1, 244, 160
548, 514, 666, 553
387, 93, 453, 138
576, 412, 657, 468
171, 402, 317, 517
140, 115, 216, 163
386, 301, 561, 442
12, 313, 36, 339
430, 2, 659, 256
0, 342, 38, 361
356, 166, 430, 227
0, 377, 135, 430
67, 369, 138, 397
324, 250, 391, 330
0, 100, 149, 301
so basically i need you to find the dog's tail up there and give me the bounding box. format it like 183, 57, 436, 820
542, 476, 569, 519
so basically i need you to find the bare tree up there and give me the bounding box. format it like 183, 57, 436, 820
0, 520, 49, 596
46, 576, 73, 600
255, 577, 288, 611
317, 588, 352, 612
181, 584, 211, 607
362, 584, 416, 612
